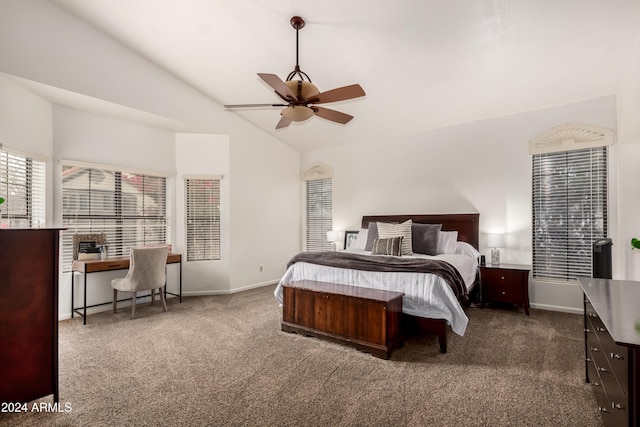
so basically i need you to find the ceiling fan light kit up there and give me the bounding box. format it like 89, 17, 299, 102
224, 16, 365, 129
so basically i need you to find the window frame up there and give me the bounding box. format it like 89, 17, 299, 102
184, 176, 221, 261
0, 146, 46, 229
60, 161, 169, 271
305, 177, 333, 252
531, 146, 608, 282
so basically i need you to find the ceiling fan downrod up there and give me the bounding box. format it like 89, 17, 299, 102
286, 16, 312, 83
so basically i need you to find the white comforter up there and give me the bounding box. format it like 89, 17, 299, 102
274, 250, 477, 336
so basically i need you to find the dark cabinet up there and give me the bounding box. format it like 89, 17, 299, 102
480, 264, 530, 315
0, 229, 62, 403
578, 278, 640, 427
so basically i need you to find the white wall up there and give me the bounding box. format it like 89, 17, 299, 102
228, 133, 302, 291
0, 75, 54, 224
175, 133, 231, 294
616, 30, 640, 280
301, 95, 618, 313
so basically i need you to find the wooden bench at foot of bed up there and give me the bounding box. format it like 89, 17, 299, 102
281, 280, 404, 359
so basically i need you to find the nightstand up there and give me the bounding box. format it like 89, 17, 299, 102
480, 264, 531, 315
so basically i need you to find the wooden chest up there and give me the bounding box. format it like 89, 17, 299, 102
281, 280, 404, 359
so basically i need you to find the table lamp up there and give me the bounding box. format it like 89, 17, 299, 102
487, 233, 505, 265
326, 230, 339, 251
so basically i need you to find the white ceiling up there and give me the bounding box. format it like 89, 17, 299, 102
49, 0, 640, 153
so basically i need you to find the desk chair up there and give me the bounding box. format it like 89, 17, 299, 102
111, 245, 170, 319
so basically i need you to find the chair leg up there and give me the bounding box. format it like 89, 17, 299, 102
151, 288, 155, 305
113, 289, 118, 314
131, 291, 137, 319
159, 287, 168, 312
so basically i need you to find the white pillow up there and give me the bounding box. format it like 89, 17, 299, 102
377, 219, 413, 255
350, 229, 368, 251
437, 231, 458, 254
455, 241, 480, 261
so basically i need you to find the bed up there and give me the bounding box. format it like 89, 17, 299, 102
274, 213, 480, 353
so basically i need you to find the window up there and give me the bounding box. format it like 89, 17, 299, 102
532, 147, 607, 281
185, 177, 220, 261
61, 162, 168, 271
306, 178, 332, 251
0, 147, 46, 228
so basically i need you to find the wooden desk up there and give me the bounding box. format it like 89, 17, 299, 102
71, 253, 182, 324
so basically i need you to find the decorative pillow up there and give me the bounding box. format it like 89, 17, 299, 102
377, 220, 413, 255
371, 237, 403, 256
437, 230, 458, 254
411, 223, 442, 255
350, 229, 368, 251
364, 222, 379, 251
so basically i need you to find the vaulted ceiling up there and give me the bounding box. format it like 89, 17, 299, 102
49, 0, 640, 152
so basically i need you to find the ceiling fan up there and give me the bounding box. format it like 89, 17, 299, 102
224, 16, 366, 129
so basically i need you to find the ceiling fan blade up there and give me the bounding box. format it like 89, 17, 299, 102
309, 84, 365, 104
224, 103, 286, 108
258, 73, 298, 101
313, 106, 354, 124
276, 115, 292, 129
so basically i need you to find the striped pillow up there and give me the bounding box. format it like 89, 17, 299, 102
377, 219, 413, 255
371, 237, 403, 256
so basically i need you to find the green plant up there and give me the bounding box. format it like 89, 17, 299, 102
0, 197, 4, 204
632, 238, 640, 250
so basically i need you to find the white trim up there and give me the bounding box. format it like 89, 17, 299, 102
529, 122, 614, 155
301, 162, 333, 181
182, 174, 224, 180
182, 281, 278, 296
0, 141, 49, 162
59, 158, 174, 178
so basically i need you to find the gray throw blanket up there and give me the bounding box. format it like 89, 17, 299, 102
287, 251, 468, 302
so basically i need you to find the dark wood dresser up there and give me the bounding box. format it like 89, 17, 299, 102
0, 228, 62, 403
282, 280, 404, 359
578, 278, 640, 427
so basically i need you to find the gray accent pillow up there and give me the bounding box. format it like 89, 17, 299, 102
364, 222, 379, 251
371, 236, 403, 256
412, 223, 443, 255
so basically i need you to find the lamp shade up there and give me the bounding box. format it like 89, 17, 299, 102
487, 233, 505, 248
281, 105, 314, 122
326, 230, 339, 243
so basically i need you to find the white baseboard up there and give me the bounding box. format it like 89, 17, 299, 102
58, 281, 279, 321
183, 280, 278, 296
529, 302, 583, 315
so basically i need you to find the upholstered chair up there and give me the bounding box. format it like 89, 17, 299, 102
111, 245, 170, 319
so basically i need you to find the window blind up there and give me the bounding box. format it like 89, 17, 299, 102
61, 164, 168, 271
0, 149, 46, 228
185, 178, 220, 261
306, 178, 332, 251
532, 147, 607, 281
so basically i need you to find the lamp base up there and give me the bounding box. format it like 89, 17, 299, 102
491, 248, 500, 265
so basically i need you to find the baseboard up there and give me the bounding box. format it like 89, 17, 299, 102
183, 280, 279, 296
529, 302, 582, 315
59, 281, 280, 320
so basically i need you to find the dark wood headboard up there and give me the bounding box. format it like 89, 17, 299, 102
361, 213, 480, 250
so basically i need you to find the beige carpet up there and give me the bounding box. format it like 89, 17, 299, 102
0, 284, 602, 426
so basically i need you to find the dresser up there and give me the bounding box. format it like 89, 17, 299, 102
480, 264, 530, 315
0, 228, 62, 403
578, 278, 640, 427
